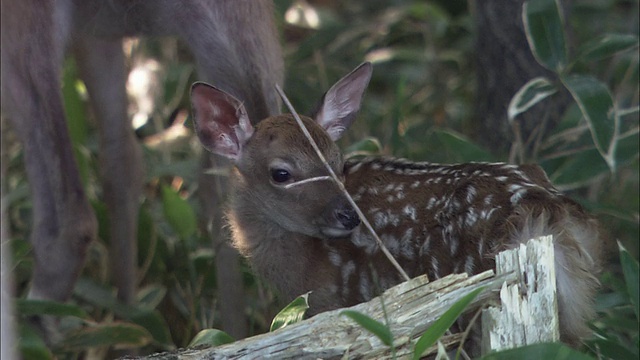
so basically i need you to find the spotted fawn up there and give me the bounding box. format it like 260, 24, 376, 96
191, 62, 601, 344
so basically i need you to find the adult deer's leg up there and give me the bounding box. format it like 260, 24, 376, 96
0, 2, 96, 304
175, 1, 283, 338
73, 36, 143, 305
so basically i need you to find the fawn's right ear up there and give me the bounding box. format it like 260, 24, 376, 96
190, 82, 254, 161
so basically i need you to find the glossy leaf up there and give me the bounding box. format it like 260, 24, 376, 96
578, 34, 639, 62
342, 310, 393, 347
508, 77, 558, 121
482, 342, 594, 360
188, 329, 235, 348
413, 287, 483, 360
562, 74, 617, 170
523, 0, 567, 72
161, 185, 197, 240
270, 293, 310, 332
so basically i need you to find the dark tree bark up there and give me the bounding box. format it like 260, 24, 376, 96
473, 0, 572, 158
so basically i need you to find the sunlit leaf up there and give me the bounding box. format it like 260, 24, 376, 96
271, 293, 310, 332
413, 287, 483, 360
578, 34, 639, 62
342, 310, 393, 347
523, 0, 567, 72
508, 77, 558, 121
561, 74, 617, 170
188, 329, 235, 348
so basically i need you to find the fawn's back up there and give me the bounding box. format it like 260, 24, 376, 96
191, 63, 601, 345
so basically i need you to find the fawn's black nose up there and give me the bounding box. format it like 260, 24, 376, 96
336, 207, 360, 230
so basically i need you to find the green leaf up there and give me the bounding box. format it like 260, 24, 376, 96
161, 185, 197, 239
345, 137, 382, 157
188, 329, 235, 348
74, 277, 174, 346
413, 287, 484, 360
481, 342, 595, 360
342, 310, 394, 347
20, 323, 54, 360
618, 242, 639, 319
59, 322, 152, 350
508, 77, 558, 121
62, 58, 87, 147
16, 299, 88, 319
270, 293, 310, 332
578, 34, 639, 63
584, 337, 638, 360
543, 148, 609, 189
433, 129, 495, 163
523, 0, 567, 72
561, 74, 617, 170
137, 285, 167, 310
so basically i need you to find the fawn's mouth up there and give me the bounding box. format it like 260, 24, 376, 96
319, 226, 357, 239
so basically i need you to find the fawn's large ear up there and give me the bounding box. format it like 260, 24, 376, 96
191, 82, 254, 161
313, 62, 372, 141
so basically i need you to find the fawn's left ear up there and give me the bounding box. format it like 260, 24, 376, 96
313, 62, 372, 141
190, 82, 255, 161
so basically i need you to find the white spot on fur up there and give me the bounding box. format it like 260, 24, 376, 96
510, 188, 528, 204
431, 256, 440, 279
466, 186, 477, 203
464, 256, 475, 274
403, 205, 417, 222
329, 251, 342, 266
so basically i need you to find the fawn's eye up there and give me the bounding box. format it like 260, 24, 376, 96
270, 168, 291, 183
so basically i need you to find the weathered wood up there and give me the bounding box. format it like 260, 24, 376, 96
125, 237, 560, 359
126, 270, 516, 359
481, 235, 559, 354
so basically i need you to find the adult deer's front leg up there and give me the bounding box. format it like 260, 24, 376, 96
176, 1, 283, 338
1, 2, 96, 304
74, 36, 143, 304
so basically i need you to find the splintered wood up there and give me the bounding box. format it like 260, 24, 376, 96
482, 235, 560, 353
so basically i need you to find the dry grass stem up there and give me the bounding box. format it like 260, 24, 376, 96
275, 84, 411, 282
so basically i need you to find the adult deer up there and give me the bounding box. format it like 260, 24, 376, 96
191, 62, 601, 346
1, 0, 283, 339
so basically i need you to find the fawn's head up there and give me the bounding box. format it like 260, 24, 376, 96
191, 63, 372, 239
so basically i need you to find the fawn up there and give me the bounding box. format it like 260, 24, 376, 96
191, 62, 601, 345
